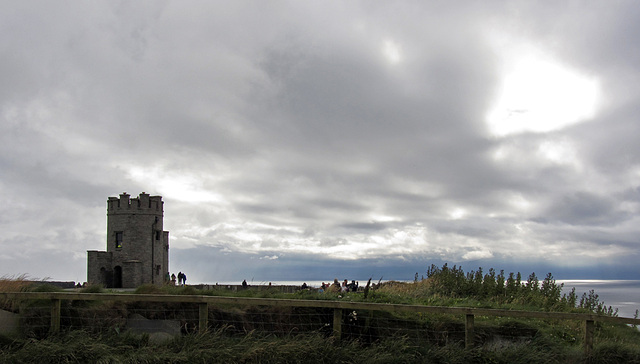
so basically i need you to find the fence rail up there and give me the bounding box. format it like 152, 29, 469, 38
2, 291, 639, 355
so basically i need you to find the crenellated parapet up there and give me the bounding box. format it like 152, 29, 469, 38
107, 192, 163, 213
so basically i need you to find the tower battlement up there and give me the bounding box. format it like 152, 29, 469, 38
107, 192, 163, 213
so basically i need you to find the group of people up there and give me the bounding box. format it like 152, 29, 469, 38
319, 279, 359, 293
167, 271, 187, 286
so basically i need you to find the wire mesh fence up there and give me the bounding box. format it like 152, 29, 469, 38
9, 299, 542, 347
2, 291, 637, 355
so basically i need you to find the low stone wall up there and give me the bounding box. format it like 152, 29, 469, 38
126, 313, 181, 344
192, 284, 306, 294
0, 309, 19, 336
41, 281, 77, 289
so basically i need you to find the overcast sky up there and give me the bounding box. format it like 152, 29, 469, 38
2, 1, 640, 284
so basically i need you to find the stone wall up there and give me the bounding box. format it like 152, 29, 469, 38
0, 310, 19, 337
87, 250, 113, 287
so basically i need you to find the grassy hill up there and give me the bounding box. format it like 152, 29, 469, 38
1, 265, 640, 363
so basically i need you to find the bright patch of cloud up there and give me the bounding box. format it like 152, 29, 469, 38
370, 214, 398, 222
537, 139, 581, 168
382, 38, 402, 64
449, 208, 467, 220
127, 166, 225, 204
508, 194, 532, 211
462, 250, 494, 260
487, 44, 600, 136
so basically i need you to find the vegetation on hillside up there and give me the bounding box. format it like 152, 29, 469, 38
373, 264, 617, 315
1, 265, 639, 363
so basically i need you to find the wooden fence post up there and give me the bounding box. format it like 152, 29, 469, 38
584, 320, 594, 356
465, 314, 475, 349
199, 303, 208, 332
333, 308, 342, 339
50, 299, 61, 333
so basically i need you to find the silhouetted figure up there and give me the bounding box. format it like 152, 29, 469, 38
348, 280, 358, 292
328, 278, 341, 293
242, 279, 248, 289
301, 282, 308, 289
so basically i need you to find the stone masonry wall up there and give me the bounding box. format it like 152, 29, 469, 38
88, 192, 169, 288
87, 250, 113, 287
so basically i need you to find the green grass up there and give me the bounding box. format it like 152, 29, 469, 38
2, 265, 640, 363
3, 326, 638, 364
0, 328, 596, 364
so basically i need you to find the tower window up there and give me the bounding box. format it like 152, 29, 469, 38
115, 231, 123, 249
155, 231, 160, 240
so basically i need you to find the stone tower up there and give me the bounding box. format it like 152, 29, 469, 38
87, 192, 169, 288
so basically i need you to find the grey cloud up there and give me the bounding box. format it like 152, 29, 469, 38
537, 192, 632, 227
577, 107, 640, 177
2, 1, 640, 282
339, 221, 390, 232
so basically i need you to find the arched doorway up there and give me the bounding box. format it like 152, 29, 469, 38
113, 265, 123, 288
100, 267, 113, 288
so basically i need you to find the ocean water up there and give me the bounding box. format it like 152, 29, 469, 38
232, 279, 640, 319
559, 280, 640, 319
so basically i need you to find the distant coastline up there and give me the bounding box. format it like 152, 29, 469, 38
214, 279, 640, 319
37, 278, 640, 319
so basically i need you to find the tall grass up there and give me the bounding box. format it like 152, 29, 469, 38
0, 275, 35, 312
0, 326, 616, 364
0, 275, 33, 293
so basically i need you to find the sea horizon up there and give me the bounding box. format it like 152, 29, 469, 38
203, 279, 640, 320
